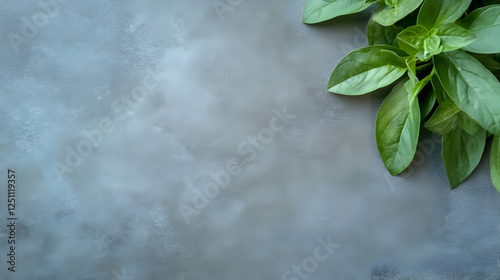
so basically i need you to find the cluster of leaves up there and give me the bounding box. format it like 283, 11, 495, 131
303, 0, 500, 190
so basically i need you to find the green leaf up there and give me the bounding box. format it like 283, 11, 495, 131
396, 25, 448, 60
397, 23, 475, 61
418, 85, 436, 119
491, 136, 500, 192
373, 0, 424, 26
395, 6, 420, 28
328, 45, 409, 95
423, 35, 443, 55
437, 23, 476, 52
442, 127, 486, 188
430, 72, 448, 103
405, 57, 418, 85
410, 74, 431, 99
416, 61, 432, 72
376, 78, 421, 175
433, 50, 500, 135
405, 62, 432, 102
397, 25, 428, 56
302, 0, 373, 24
460, 5, 500, 54
417, 0, 472, 28
459, 112, 482, 135
367, 17, 402, 46
469, 53, 500, 72
424, 99, 461, 134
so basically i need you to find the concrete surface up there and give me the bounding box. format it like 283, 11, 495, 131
0, 1, 499, 279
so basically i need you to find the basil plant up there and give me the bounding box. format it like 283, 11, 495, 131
303, 0, 500, 190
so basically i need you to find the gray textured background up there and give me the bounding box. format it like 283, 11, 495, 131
0, 1, 499, 279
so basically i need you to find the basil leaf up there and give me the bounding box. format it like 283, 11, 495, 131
416, 61, 432, 72
376, 78, 421, 175
418, 85, 436, 119
303, 0, 373, 24
397, 22, 473, 59
433, 50, 500, 135
405, 59, 432, 100
328, 45, 409, 95
424, 99, 461, 134
459, 112, 482, 135
406, 57, 418, 85
417, 0, 472, 28
423, 35, 443, 55
395, 6, 420, 28
373, 0, 424, 26
491, 136, 500, 192
368, 17, 402, 46
469, 53, 500, 72
437, 23, 476, 52
430, 73, 448, 103
411, 74, 431, 99
425, 101, 481, 136
460, 5, 500, 54
397, 25, 428, 56
442, 127, 486, 189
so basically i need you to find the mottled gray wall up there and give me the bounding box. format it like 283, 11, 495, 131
0, 1, 499, 279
